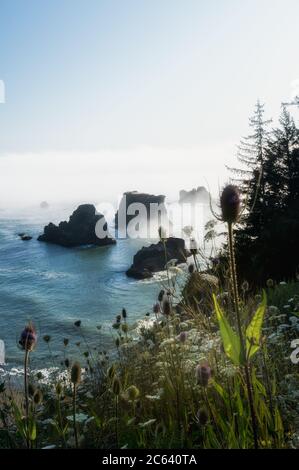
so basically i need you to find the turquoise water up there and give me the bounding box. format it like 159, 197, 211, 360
0, 207, 166, 374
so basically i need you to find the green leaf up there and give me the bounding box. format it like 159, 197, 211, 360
246, 290, 267, 359
213, 294, 242, 366
28, 419, 37, 441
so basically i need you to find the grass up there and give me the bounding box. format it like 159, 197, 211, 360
0, 270, 298, 449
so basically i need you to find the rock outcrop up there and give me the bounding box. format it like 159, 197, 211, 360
179, 186, 210, 205
38, 204, 116, 248
126, 237, 189, 279
18, 233, 32, 241
115, 191, 168, 237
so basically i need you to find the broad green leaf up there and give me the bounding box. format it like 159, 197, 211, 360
246, 290, 267, 359
213, 294, 242, 366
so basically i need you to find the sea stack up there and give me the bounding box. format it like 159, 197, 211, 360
126, 237, 189, 279
38, 204, 116, 248
115, 191, 168, 238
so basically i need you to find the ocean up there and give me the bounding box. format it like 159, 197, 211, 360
0, 204, 176, 379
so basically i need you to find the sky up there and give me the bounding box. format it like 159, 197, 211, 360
0, 0, 299, 209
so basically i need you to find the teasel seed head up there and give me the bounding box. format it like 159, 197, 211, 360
158, 290, 165, 302
162, 298, 171, 316
122, 308, 127, 319
19, 323, 37, 352
112, 377, 121, 396
33, 389, 43, 405
71, 362, 81, 385
196, 363, 211, 387
178, 331, 188, 343
126, 385, 140, 401
197, 407, 209, 426
188, 263, 195, 274
220, 184, 241, 224
153, 302, 160, 314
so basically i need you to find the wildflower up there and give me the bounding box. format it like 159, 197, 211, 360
196, 363, 211, 387
33, 389, 43, 405
126, 385, 140, 401
71, 362, 81, 385
19, 324, 37, 352
43, 335, 51, 343
74, 320, 81, 327
177, 331, 188, 343
266, 279, 274, 288
220, 185, 241, 224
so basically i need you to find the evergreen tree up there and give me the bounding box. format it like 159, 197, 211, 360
234, 105, 299, 284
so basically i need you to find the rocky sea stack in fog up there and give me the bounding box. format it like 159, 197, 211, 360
179, 186, 210, 204
115, 191, 167, 234
38, 204, 116, 248
126, 237, 190, 279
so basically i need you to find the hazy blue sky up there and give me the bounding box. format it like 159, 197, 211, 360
0, 0, 299, 207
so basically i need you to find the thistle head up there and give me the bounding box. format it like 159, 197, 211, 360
19, 323, 37, 352
71, 361, 81, 385
196, 363, 211, 387
220, 185, 241, 224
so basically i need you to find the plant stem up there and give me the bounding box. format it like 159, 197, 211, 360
227, 222, 259, 449
115, 396, 119, 448
24, 350, 30, 449
73, 384, 79, 448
